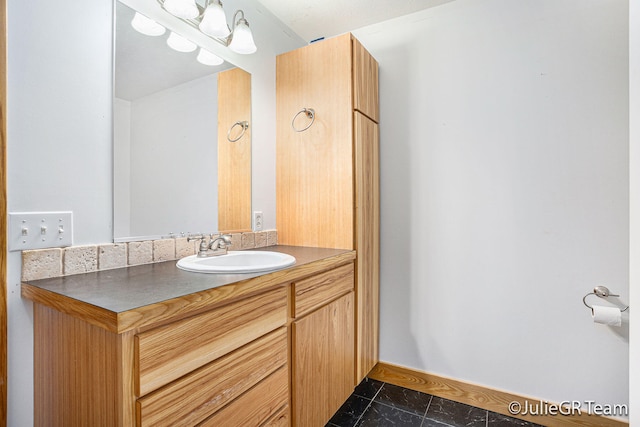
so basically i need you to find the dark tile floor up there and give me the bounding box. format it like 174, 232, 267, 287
326, 378, 544, 427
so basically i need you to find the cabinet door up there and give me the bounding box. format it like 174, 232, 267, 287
218, 67, 252, 232
353, 37, 379, 123
354, 112, 380, 382
292, 292, 355, 426
276, 33, 354, 249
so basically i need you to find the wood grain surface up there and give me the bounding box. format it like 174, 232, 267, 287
198, 366, 289, 427
352, 36, 380, 123
33, 305, 135, 426
218, 67, 252, 232
292, 292, 355, 426
354, 111, 380, 383
293, 262, 354, 317
137, 328, 287, 426
276, 33, 354, 249
136, 286, 287, 396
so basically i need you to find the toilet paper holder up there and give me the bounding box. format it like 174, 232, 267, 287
582, 286, 629, 312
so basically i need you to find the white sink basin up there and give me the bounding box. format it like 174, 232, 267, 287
176, 251, 296, 274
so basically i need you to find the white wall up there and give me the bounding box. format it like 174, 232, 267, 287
114, 97, 132, 237
629, 0, 639, 423
124, 74, 219, 237
7, 0, 114, 424
354, 0, 629, 413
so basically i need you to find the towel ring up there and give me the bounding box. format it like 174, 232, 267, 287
292, 108, 315, 132
582, 286, 629, 312
227, 121, 249, 142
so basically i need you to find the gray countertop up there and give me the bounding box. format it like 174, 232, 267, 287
22, 246, 352, 314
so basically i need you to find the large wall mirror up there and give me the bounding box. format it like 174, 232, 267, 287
114, 0, 252, 241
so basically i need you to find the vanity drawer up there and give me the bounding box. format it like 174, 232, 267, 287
198, 366, 289, 427
137, 328, 288, 427
135, 286, 287, 396
293, 263, 354, 317
263, 404, 290, 427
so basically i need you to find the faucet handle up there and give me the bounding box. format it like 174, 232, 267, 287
209, 234, 232, 251
188, 234, 209, 253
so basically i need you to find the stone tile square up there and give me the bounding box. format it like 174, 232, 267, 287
98, 244, 127, 270
356, 401, 424, 426
64, 245, 98, 275
267, 230, 278, 246
487, 411, 544, 427
241, 232, 256, 249
354, 378, 385, 400
22, 248, 63, 281
254, 232, 268, 248
374, 383, 432, 416
128, 241, 153, 265
327, 394, 371, 427
153, 239, 175, 262
425, 396, 487, 427
175, 237, 196, 258
228, 233, 243, 251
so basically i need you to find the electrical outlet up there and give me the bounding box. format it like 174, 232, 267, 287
9, 211, 73, 251
253, 211, 263, 231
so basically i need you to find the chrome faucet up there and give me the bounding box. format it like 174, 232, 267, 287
187, 234, 232, 258
207, 234, 232, 256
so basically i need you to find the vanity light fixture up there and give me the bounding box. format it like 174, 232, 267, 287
167, 31, 197, 52
131, 12, 166, 36
131, 11, 223, 66
197, 47, 224, 65
162, 0, 199, 19
199, 0, 230, 38
227, 10, 257, 54
157, 0, 257, 54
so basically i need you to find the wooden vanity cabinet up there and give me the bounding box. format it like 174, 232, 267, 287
27, 252, 357, 427
134, 286, 288, 426
291, 264, 355, 426
276, 33, 380, 383
31, 286, 289, 427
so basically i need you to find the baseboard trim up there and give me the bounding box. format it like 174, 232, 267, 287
368, 362, 628, 427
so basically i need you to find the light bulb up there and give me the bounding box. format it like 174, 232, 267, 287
131, 12, 166, 37
197, 48, 224, 66
167, 32, 197, 52
199, 1, 230, 38
228, 19, 257, 54
162, 0, 199, 19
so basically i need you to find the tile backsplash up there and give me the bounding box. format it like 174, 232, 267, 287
21, 230, 278, 282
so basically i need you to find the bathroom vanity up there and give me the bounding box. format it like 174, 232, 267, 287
23, 32, 380, 427
22, 246, 356, 427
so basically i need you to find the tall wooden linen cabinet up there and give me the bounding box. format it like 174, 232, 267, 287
276, 31, 380, 415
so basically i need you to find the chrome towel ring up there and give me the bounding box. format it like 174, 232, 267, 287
582, 286, 629, 312
292, 108, 315, 132
227, 121, 249, 142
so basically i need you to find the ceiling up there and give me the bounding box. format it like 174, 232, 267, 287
115, 0, 456, 101
254, 0, 456, 43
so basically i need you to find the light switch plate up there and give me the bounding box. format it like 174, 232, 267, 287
9, 211, 73, 251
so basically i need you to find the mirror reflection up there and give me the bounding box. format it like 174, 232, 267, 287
113, 0, 252, 240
